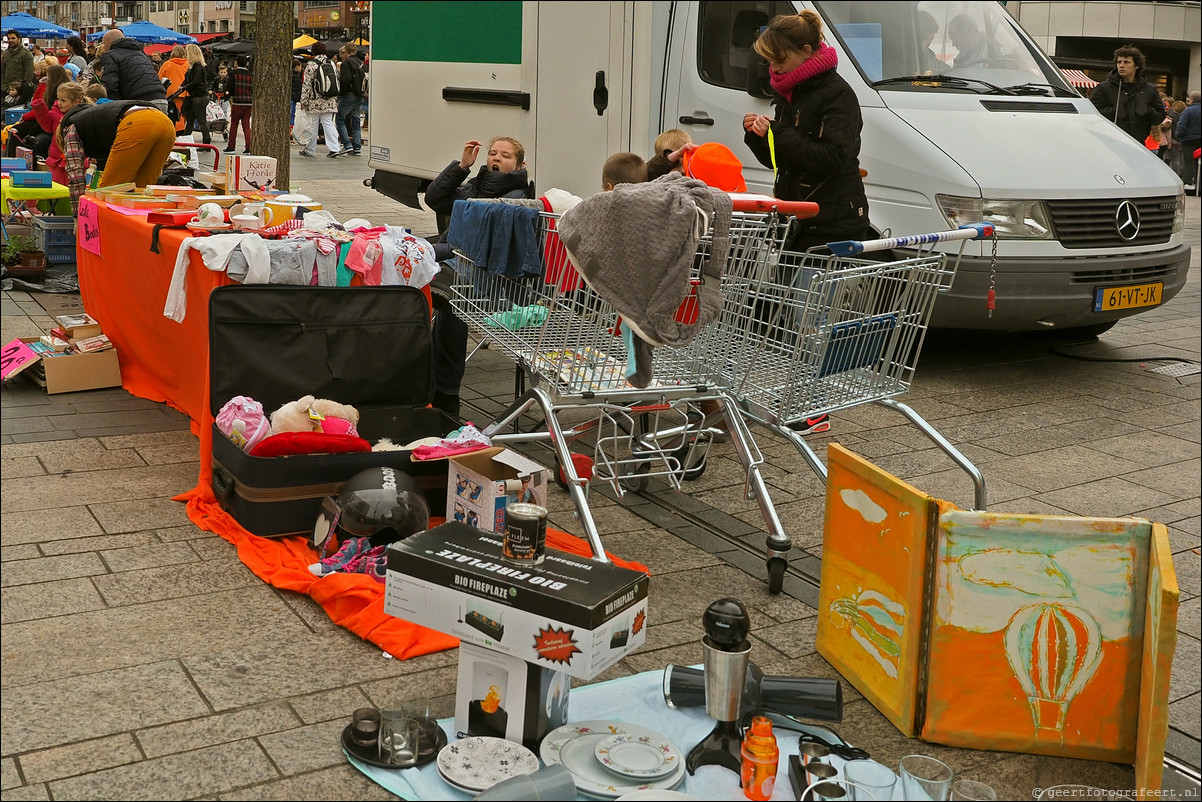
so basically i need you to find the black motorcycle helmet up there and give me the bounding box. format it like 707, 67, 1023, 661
324, 467, 430, 547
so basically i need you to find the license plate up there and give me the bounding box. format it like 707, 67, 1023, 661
1094, 282, 1163, 312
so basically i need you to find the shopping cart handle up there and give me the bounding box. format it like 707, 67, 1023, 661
826, 223, 995, 256
727, 193, 819, 218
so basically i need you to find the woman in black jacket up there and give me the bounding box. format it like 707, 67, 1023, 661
178, 43, 211, 144
743, 10, 869, 251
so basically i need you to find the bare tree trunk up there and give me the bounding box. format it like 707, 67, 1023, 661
252, 1, 293, 190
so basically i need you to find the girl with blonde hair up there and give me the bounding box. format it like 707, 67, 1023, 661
46, 81, 92, 185
179, 42, 211, 143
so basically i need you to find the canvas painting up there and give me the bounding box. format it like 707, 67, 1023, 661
1134, 523, 1178, 799
922, 510, 1151, 761
816, 444, 942, 737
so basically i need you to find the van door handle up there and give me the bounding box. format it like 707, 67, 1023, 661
593, 71, 608, 116
679, 114, 715, 126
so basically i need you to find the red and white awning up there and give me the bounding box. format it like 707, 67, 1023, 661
1061, 69, 1098, 89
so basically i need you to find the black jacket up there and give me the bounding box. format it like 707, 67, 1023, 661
1090, 71, 1165, 142
290, 69, 303, 103
182, 63, 209, 98
424, 162, 535, 232
339, 55, 365, 97
97, 38, 167, 102
60, 100, 163, 168
745, 68, 869, 246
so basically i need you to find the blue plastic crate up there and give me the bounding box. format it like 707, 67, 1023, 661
4, 106, 26, 125
32, 216, 77, 265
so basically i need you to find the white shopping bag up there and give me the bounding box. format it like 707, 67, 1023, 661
206, 101, 226, 123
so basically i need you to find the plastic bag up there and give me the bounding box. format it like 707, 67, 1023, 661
206, 101, 226, 123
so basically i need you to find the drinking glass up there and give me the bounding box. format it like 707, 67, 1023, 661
951, 779, 998, 800
378, 708, 420, 767
899, 755, 954, 801
803, 779, 880, 802
349, 707, 381, 750
844, 759, 898, 801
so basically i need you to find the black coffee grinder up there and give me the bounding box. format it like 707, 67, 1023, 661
686, 597, 752, 775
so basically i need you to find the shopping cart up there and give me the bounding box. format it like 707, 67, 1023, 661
445, 196, 816, 566
683, 224, 995, 591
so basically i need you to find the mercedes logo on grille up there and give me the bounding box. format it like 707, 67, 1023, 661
1115, 200, 1140, 241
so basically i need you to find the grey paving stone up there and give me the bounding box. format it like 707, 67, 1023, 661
1, 456, 43, 479
2, 463, 197, 515
1, 586, 306, 688
1, 756, 21, 791
257, 717, 354, 776
17, 734, 142, 785
46, 739, 278, 801
100, 541, 202, 573
1172, 546, 1201, 601
156, 523, 218, 543
0, 505, 103, 547
287, 687, 374, 726
987, 444, 1147, 492
755, 615, 820, 659
38, 531, 162, 557
0, 577, 106, 624
214, 763, 401, 801
0, 551, 107, 587
598, 528, 722, 575
92, 560, 259, 608
0, 782, 50, 800
359, 663, 460, 711
0, 543, 40, 561
1125, 458, 1202, 500
1035, 477, 1179, 518
88, 496, 195, 535
137, 702, 301, 759
39, 446, 148, 475
1170, 633, 1201, 703
1, 660, 209, 754
1179, 597, 1201, 641
1169, 693, 1202, 741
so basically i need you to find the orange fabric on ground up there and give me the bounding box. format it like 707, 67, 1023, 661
182, 482, 650, 660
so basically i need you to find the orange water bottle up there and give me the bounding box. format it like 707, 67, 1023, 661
740, 715, 779, 801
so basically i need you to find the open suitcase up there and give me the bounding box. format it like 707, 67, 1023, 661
209, 285, 457, 538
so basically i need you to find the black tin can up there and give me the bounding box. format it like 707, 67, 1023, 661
503, 502, 547, 565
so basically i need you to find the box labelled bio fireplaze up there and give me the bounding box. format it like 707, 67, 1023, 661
384, 522, 648, 680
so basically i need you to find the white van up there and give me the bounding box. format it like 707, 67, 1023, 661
366, 1, 1189, 333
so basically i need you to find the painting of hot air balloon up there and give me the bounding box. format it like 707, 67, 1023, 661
1003, 602, 1103, 735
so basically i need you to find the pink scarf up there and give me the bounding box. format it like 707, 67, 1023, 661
769, 42, 839, 102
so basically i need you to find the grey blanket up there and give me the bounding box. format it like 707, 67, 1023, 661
557, 172, 732, 348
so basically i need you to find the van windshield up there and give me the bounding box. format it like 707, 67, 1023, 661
815, 1, 1076, 96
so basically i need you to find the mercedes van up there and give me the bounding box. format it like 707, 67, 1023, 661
367, 1, 1189, 333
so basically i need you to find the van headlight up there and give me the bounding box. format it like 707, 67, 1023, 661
1173, 190, 1185, 234
936, 196, 1053, 239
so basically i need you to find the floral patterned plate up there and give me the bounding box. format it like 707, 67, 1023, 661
435, 735, 539, 793
594, 732, 680, 780
540, 720, 686, 799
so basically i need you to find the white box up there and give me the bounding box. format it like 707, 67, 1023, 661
385, 523, 649, 680
448, 447, 549, 533
455, 642, 570, 749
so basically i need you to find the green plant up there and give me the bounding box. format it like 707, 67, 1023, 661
2, 234, 40, 267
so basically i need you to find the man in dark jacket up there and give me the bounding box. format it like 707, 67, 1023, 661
96, 29, 168, 113
1176, 90, 1200, 191
2, 30, 35, 103
423, 136, 535, 418
331, 44, 366, 157
1090, 45, 1166, 142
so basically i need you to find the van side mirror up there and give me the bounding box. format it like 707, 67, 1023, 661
747, 58, 773, 99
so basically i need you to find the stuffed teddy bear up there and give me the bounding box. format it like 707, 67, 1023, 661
269, 395, 361, 438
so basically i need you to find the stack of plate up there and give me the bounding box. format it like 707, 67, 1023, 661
435, 736, 540, 794
540, 720, 687, 799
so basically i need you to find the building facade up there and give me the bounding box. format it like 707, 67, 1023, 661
1007, 0, 1201, 99
296, 0, 368, 43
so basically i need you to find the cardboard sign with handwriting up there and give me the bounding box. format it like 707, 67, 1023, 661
78, 198, 101, 257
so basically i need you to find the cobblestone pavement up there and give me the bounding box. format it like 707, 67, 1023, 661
2, 136, 1198, 800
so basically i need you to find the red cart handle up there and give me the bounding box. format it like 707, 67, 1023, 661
727, 192, 819, 218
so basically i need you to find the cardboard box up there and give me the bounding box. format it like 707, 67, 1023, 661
11, 171, 51, 188
55, 313, 102, 339
226, 155, 277, 192
19, 338, 121, 394
385, 522, 649, 680
448, 447, 549, 533
455, 642, 570, 750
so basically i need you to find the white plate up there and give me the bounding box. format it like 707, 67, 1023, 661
540, 721, 686, 799
595, 733, 680, 780
435, 736, 539, 793
613, 792, 701, 801
186, 222, 232, 232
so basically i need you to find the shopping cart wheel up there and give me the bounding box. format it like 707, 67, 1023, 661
767, 556, 787, 595
675, 441, 710, 481
620, 459, 651, 493
555, 453, 595, 489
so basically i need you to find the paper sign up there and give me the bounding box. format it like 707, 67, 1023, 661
78, 198, 101, 256
1, 339, 40, 380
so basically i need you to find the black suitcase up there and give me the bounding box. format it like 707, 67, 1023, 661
208, 285, 457, 539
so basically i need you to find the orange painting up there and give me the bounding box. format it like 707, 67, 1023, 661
922, 510, 1151, 761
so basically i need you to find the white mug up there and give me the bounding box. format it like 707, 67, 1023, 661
193, 202, 224, 226
243, 203, 274, 227
231, 214, 261, 230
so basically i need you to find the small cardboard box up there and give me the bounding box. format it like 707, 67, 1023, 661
385, 522, 649, 680
19, 339, 121, 394
2, 156, 26, 171
448, 447, 549, 533
455, 642, 570, 750
11, 170, 51, 188
226, 155, 277, 192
